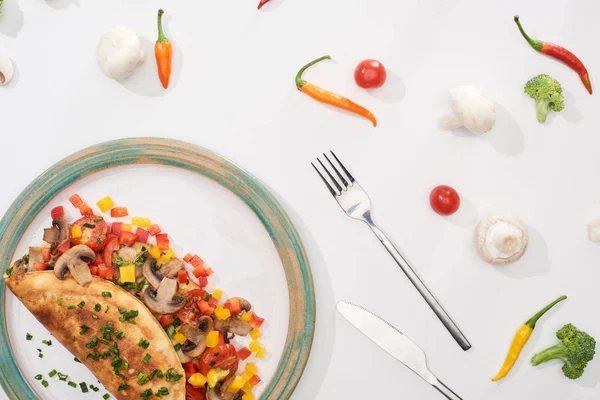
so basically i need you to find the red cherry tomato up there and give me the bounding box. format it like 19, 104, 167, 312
185, 383, 206, 400
199, 344, 239, 376
354, 59, 387, 89
71, 216, 109, 251
176, 289, 208, 328
429, 185, 460, 216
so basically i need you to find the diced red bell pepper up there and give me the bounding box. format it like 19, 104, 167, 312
207, 297, 218, 308
56, 241, 72, 255
92, 254, 104, 266
249, 375, 261, 386
110, 222, 122, 236
183, 254, 193, 263
206, 268, 214, 276
119, 231, 137, 247
249, 312, 265, 329
224, 298, 242, 315
190, 255, 204, 268
159, 314, 174, 327
148, 224, 161, 236
237, 347, 252, 361
155, 233, 169, 251
41, 248, 52, 262
183, 362, 199, 379
110, 207, 128, 218
193, 265, 207, 278
178, 269, 188, 284
34, 262, 47, 271
103, 237, 120, 266
218, 331, 225, 345
135, 228, 149, 243
198, 276, 208, 288
98, 264, 114, 279
79, 203, 93, 216
89, 265, 99, 276
197, 300, 215, 316
69, 194, 84, 208
50, 206, 64, 220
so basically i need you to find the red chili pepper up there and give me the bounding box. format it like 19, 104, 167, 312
514, 15, 592, 95
155, 9, 172, 89
257, 0, 270, 9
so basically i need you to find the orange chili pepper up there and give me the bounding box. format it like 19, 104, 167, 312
296, 55, 377, 127
155, 9, 172, 89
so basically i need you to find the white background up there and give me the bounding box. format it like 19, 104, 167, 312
2, 0, 600, 399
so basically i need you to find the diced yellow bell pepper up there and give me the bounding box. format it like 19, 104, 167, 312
226, 376, 246, 393
207, 369, 229, 388
131, 217, 152, 228
71, 225, 82, 239
214, 306, 231, 321
206, 331, 219, 348
158, 248, 175, 265
245, 363, 258, 376
96, 196, 115, 213
249, 329, 261, 340
148, 246, 162, 260
242, 382, 253, 394
240, 311, 251, 322
119, 264, 136, 283
188, 372, 207, 387
212, 289, 223, 300
241, 371, 254, 382
242, 393, 255, 400
249, 341, 260, 353
121, 223, 132, 232
173, 332, 187, 345
256, 348, 267, 359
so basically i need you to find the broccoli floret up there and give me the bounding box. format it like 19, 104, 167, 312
524, 74, 565, 124
531, 323, 596, 379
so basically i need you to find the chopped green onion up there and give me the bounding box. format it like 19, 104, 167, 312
137, 372, 149, 385
155, 387, 169, 397
58, 372, 68, 381
77, 301, 85, 309
142, 354, 151, 364
103, 394, 110, 400
67, 305, 76, 310
92, 314, 99, 320
41, 380, 49, 388
48, 370, 57, 378
79, 324, 89, 334
118, 307, 127, 314
93, 217, 104, 222
204, 293, 212, 301
117, 384, 129, 391
119, 310, 138, 323
166, 325, 175, 338
148, 370, 159, 380
173, 343, 182, 352
94, 304, 101, 312
57, 298, 63, 306
102, 291, 112, 297
74, 357, 81, 363
42, 340, 52, 346
71, 336, 76, 342
34, 374, 42, 380
68, 381, 77, 388
26, 333, 32, 340
83, 223, 96, 229
86, 336, 99, 348
90, 384, 99, 392
79, 382, 89, 393
38, 353, 43, 358
138, 339, 150, 349
87, 350, 100, 361
115, 330, 125, 339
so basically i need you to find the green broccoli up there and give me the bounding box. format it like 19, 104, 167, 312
531, 323, 596, 379
524, 74, 565, 124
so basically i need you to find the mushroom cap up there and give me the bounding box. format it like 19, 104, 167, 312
447, 85, 496, 134
53, 244, 95, 285
474, 214, 528, 265
0, 55, 14, 86
96, 27, 145, 80
141, 278, 186, 314
588, 219, 600, 243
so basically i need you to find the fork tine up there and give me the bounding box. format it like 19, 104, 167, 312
323, 153, 348, 188
330, 151, 355, 183
311, 162, 337, 196
317, 158, 343, 193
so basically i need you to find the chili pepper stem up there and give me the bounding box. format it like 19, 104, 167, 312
295, 55, 331, 89
525, 295, 567, 329
157, 9, 168, 42
514, 15, 543, 51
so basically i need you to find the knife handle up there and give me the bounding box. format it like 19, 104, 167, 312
432, 379, 462, 400
365, 221, 472, 351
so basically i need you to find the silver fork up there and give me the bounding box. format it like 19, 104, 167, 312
312, 151, 471, 351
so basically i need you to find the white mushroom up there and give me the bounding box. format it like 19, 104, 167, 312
0, 55, 14, 86
474, 215, 528, 265
440, 85, 496, 134
588, 219, 600, 244
96, 27, 144, 80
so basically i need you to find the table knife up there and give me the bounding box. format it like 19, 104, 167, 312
337, 301, 463, 400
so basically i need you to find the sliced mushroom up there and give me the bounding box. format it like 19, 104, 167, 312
117, 246, 137, 263
141, 277, 186, 314
179, 323, 208, 358
143, 257, 184, 289
43, 218, 68, 247
474, 214, 529, 265
171, 338, 193, 363
214, 316, 252, 337
53, 245, 95, 286
27, 247, 43, 272
208, 379, 242, 400
11, 258, 26, 274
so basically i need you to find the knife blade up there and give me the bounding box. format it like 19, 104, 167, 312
337, 301, 463, 400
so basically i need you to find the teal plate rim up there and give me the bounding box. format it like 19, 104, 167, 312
0, 138, 315, 400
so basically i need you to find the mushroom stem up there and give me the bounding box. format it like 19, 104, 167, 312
439, 113, 462, 130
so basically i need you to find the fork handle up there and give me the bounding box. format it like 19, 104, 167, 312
432, 378, 463, 400
366, 221, 472, 351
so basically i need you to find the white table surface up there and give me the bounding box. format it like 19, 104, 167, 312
2, 0, 600, 399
